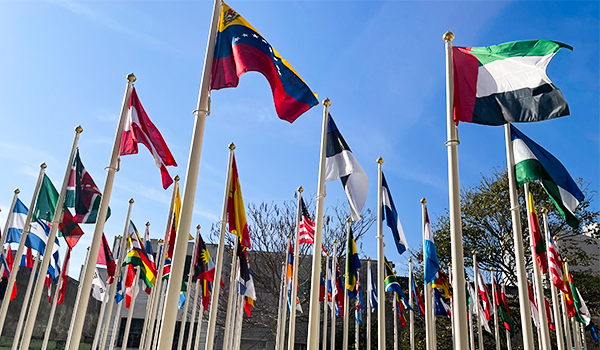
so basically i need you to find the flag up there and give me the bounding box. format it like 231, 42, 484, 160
384, 258, 411, 310
412, 271, 425, 316
382, 173, 408, 255
496, 282, 516, 337
162, 258, 172, 280
476, 264, 493, 321
120, 87, 177, 190
589, 322, 598, 343
432, 270, 452, 299
6, 199, 55, 254
92, 268, 107, 302
178, 291, 186, 309
297, 198, 327, 254
573, 286, 592, 326
2, 246, 17, 301
367, 263, 377, 313
423, 204, 440, 284
237, 243, 256, 317
396, 295, 407, 327
227, 155, 250, 248
511, 125, 584, 229
210, 2, 318, 123
345, 226, 360, 298
527, 191, 548, 273
544, 298, 556, 331
59, 209, 85, 249
6, 199, 31, 244
327, 262, 334, 311
166, 183, 181, 259
325, 115, 368, 221
57, 248, 71, 306
65, 149, 111, 223
334, 264, 344, 316
527, 280, 540, 328
122, 221, 157, 291
355, 279, 364, 324
319, 273, 326, 302
547, 234, 566, 293
452, 40, 571, 125
193, 233, 216, 282
433, 289, 451, 317
201, 279, 212, 310
33, 174, 58, 222
97, 233, 116, 284
143, 229, 156, 294
20, 247, 34, 269
45, 274, 52, 303
562, 263, 577, 318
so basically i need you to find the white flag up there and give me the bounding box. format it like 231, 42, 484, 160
92, 268, 106, 302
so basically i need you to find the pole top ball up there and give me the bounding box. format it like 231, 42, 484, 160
229, 143, 236, 150
197, 225, 201, 230
377, 157, 384, 164
129, 198, 134, 204
540, 207, 549, 214
75, 125, 83, 133
40, 162, 47, 169
174, 175, 180, 182
443, 31, 455, 42
127, 73, 136, 82
421, 197, 427, 204
14, 188, 19, 194
323, 98, 331, 107
346, 217, 352, 223
146, 221, 150, 227
298, 186, 303, 193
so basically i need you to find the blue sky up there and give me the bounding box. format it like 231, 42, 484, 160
0, 1, 597, 278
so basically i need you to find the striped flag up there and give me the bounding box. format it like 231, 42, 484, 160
547, 235, 567, 293
122, 221, 157, 306
297, 197, 327, 254
476, 263, 493, 321
381, 173, 408, 255
411, 271, 425, 316
367, 263, 377, 313
527, 280, 540, 328
423, 204, 440, 285
227, 154, 250, 248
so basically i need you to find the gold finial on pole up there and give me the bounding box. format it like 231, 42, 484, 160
146, 222, 150, 227
75, 125, 83, 134
553, 236, 559, 241
346, 217, 352, 223
421, 197, 427, 204
472, 250, 477, 255
334, 240, 338, 244
540, 207, 549, 214
174, 175, 180, 182
367, 257, 371, 261
158, 239, 163, 243
298, 186, 303, 193
323, 98, 331, 107
127, 73, 136, 82
409, 258, 412, 263
196, 225, 201, 230
40, 162, 47, 169
443, 31, 455, 42
14, 188, 20, 194
229, 143, 236, 150
490, 267, 494, 272
129, 198, 134, 204
377, 157, 384, 164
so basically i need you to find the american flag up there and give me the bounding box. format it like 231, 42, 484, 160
297, 198, 327, 254
548, 235, 567, 293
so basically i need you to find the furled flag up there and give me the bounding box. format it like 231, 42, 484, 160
332, 260, 344, 317
227, 155, 250, 248
57, 248, 71, 306
433, 289, 451, 317
210, 2, 318, 123
193, 233, 216, 283
92, 268, 107, 302
120, 87, 177, 190
179, 291, 186, 309
476, 263, 493, 321
65, 149, 111, 223
544, 298, 556, 331
327, 261, 335, 311
143, 228, 156, 294
511, 125, 584, 229
452, 40, 571, 125
115, 272, 124, 304
162, 258, 172, 281
345, 226, 361, 298
384, 258, 411, 310
2, 246, 17, 300
367, 263, 377, 313
319, 273, 326, 302
412, 271, 425, 316
325, 115, 368, 221
396, 294, 407, 327
285, 241, 302, 313
589, 322, 598, 343
97, 233, 116, 284
496, 282, 516, 337
297, 198, 327, 254
382, 173, 408, 255
122, 221, 157, 295
432, 270, 453, 299
527, 192, 548, 273
20, 247, 34, 269
423, 204, 440, 285
166, 182, 181, 259
562, 263, 577, 318
236, 242, 256, 316
547, 235, 566, 293
355, 279, 364, 324
201, 279, 213, 311
527, 280, 540, 328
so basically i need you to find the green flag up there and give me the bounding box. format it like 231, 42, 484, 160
33, 174, 59, 222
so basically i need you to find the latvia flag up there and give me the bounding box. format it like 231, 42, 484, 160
453, 40, 571, 125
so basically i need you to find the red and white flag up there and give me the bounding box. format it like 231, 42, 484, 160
120, 87, 177, 189
476, 262, 493, 321
527, 280, 540, 328
547, 235, 567, 293
297, 198, 327, 254
57, 248, 71, 306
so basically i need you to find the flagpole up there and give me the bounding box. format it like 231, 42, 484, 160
192, 296, 204, 350
140, 240, 163, 350
422, 198, 433, 350
356, 296, 360, 350
10, 251, 41, 350
122, 240, 145, 350
409, 258, 415, 350
443, 30, 470, 350
279, 235, 292, 350
324, 255, 330, 350
151, 282, 168, 350
564, 260, 581, 350
45, 248, 75, 350
223, 240, 239, 350
366, 258, 372, 350
468, 279, 475, 350
233, 293, 244, 349
203, 143, 235, 350
306, 98, 331, 350
287, 187, 303, 350
110, 289, 125, 350
186, 279, 201, 350
490, 268, 500, 350
473, 253, 485, 350
342, 217, 351, 350
330, 241, 338, 350
177, 226, 201, 350
0, 189, 20, 279
275, 262, 285, 350
375, 157, 386, 350
66, 246, 92, 350
524, 183, 552, 350
393, 283, 398, 350
541, 210, 565, 350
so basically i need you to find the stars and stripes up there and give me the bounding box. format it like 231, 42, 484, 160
547, 235, 567, 293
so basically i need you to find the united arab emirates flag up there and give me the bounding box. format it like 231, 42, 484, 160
453, 40, 571, 125
511, 125, 584, 229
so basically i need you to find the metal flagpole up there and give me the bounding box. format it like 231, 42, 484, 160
186, 280, 201, 350
0, 189, 20, 279
158, 0, 222, 344
287, 188, 303, 350
376, 158, 386, 350
192, 302, 205, 350
366, 258, 371, 350
565, 260, 581, 350
541, 210, 565, 350
524, 183, 552, 350
490, 268, 501, 350
393, 285, 398, 350
503, 123, 536, 350
0, 163, 46, 335
177, 227, 201, 350
140, 240, 164, 350
581, 322, 588, 350
66, 247, 92, 349
275, 262, 286, 350
203, 143, 235, 350
468, 279, 475, 350
110, 293, 125, 350
443, 30, 470, 350
11, 252, 41, 350
422, 198, 433, 350
560, 291, 573, 350
330, 241, 338, 350
233, 293, 244, 349
409, 259, 415, 350
324, 256, 330, 350
65, 73, 135, 350
121, 268, 141, 350
473, 253, 485, 350
144, 176, 179, 350
432, 278, 437, 350
151, 282, 168, 350
279, 235, 292, 350
223, 240, 239, 350
342, 217, 351, 350
356, 300, 360, 350
306, 98, 331, 350
506, 329, 512, 350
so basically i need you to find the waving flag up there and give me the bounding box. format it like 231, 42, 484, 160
57, 248, 71, 306
453, 40, 571, 125
319, 273, 326, 302
120, 87, 177, 189
92, 268, 107, 302
367, 263, 378, 313
433, 289, 451, 317
384, 258, 411, 310
123, 221, 157, 293
423, 204, 440, 284
297, 198, 327, 254
20, 247, 34, 269
527, 192, 548, 273
97, 233, 116, 284
432, 270, 452, 299
227, 155, 250, 248
59, 209, 85, 249
412, 271, 425, 316
210, 2, 318, 123
345, 226, 360, 298
396, 294, 407, 327
166, 182, 181, 259
511, 125, 584, 228
193, 233, 216, 282
381, 173, 408, 255
495, 282, 516, 337
2, 247, 17, 301
33, 174, 58, 222
547, 235, 566, 293
476, 264, 493, 321
6, 199, 31, 244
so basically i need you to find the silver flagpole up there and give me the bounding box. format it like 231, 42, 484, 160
356, 301, 359, 350
432, 278, 437, 350
541, 210, 565, 350
330, 241, 338, 350
0, 189, 20, 279
324, 256, 330, 350
376, 157, 386, 350
468, 280, 475, 350
366, 258, 372, 350
66, 247, 92, 349
140, 239, 164, 350
443, 30, 470, 350
524, 183, 551, 350
306, 98, 331, 350
192, 298, 205, 350
342, 218, 351, 350
144, 176, 179, 350
223, 240, 239, 350
110, 292, 125, 350
504, 123, 536, 350
560, 291, 573, 350
121, 268, 141, 350
409, 258, 415, 350
233, 293, 244, 349
177, 227, 201, 350
565, 260, 581, 350
274, 261, 286, 350
506, 329, 512, 350
158, 0, 222, 345
490, 268, 501, 350
473, 253, 485, 350
393, 283, 398, 350
0, 163, 46, 335
422, 198, 433, 350
11, 252, 41, 350
186, 280, 201, 350
278, 235, 292, 350
287, 187, 303, 350
66, 73, 135, 350
151, 282, 168, 350
204, 143, 235, 350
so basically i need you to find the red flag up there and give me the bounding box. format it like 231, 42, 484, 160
22, 246, 34, 269
57, 248, 71, 306
226, 155, 250, 248
59, 209, 85, 249
120, 87, 177, 190
548, 236, 567, 293
527, 192, 548, 273
3, 247, 17, 301
45, 274, 52, 303
97, 233, 116, 284
545, 298, 556, 331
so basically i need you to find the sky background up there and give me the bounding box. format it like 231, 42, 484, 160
0, 0, 598, 280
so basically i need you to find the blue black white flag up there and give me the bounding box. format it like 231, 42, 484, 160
382, 173, 408, 255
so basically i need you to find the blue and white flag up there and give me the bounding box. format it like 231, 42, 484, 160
6, 198, 58, 256
382, 173, 408, 255
178, 291, 186, 309
367, 263, 378, 313
6, 199, 29, 244
325, 115, 368, 221
423, 204, 440, 285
